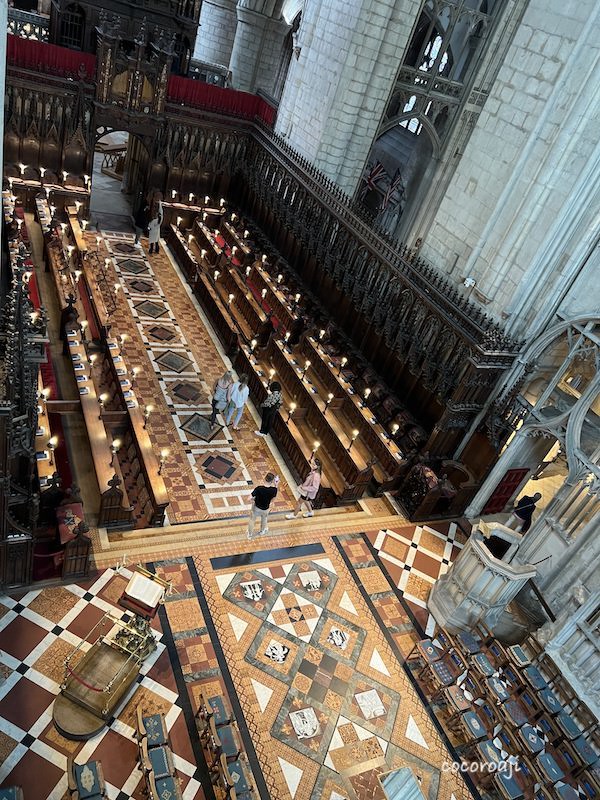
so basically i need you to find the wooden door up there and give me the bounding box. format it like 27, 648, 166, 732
482, 468, 529, 514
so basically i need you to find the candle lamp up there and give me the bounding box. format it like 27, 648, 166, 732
324, 392, 334, 413
81, 219, 88, 231
80, 320, 88, 341
98, 393, 108, 418
8, 177, 14, 189
18, 163, 26, 175
74, 200, 82, 212
361, 387, 371, 408
262, 254, 268, 263
60, 223, 67, 234
204, 195, 210, 204
120, 333, 127, 346
337, 356, 348, 377
202, 212, 208, 221
41, 387, 50, 407
84, 174, 90, 187
228, 293, 234, 305
277, 274, 283, 285
261, 288, 267, 299
50, 204, 57, 217
158, 448, 169, 475
67, 245, 75, 259
131, 367, 140, 387
40, 166, 46, 179
110, 438, 121, 466
294, 293, 301, 304
245, 266, 251, 277
231, 213, 237, 222
74, 269, 82, 282
268, 368, 276, 387
143, 404, 153, 428
104, 257, 111, 268
176, 216, 183, 227
188, 192, 194, 203
114, 283, 121, 295
62, 170, 68, 183
88, 353, 96, 378
391, 423, 400, 436
311, 441, 321, 458
232, 246, 238, 256
214, 228, 219, 238
47, 436, 58, 465
319, 329, 326, 340
301, 360, 311, 379
188, 234, 194, 244
250, 338, 258, 352
171, 189, 177, 199
287, 402, 296, 422
213, 269, 220, 281
244, 229, 249, 238
220, 198, 226, 207
347, 430, 359, 452
284, 331, 291, 348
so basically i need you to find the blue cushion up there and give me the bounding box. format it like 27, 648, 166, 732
143, 713, 167, 746
154, 776, 180, 800
148, 746, 171, 779
0, 788, 19, 800
74, 762, 102, 800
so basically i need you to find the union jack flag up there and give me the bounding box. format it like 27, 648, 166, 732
381, 168, 404, 211
361, 161, 386, 196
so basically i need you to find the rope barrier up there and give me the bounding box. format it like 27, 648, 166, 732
65, 663, 104, 693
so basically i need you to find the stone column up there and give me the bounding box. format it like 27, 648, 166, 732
275, 0, 419, 193
228, 0, 290, 95
194, 0, 238, 67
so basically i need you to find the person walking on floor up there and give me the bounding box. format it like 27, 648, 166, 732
255, 381, 282, 437
286, 457, 322, 519
148, 214, 161, 254
506, 492, 542, 533
225, 374, 250, 430
133, 202, 148, 245
247, 472, 279, 538
209, 370, 234, 426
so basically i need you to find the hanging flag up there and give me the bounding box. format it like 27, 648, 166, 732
381, 168, 404, 211
361, 161, 386, 197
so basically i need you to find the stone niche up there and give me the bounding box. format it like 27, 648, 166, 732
428, 521, 537, 641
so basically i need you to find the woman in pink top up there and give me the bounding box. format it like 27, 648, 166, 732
286, 458, 322, 519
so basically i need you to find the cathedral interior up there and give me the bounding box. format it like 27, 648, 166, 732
0, 0, 599, 798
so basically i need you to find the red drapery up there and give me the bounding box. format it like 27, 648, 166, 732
167, 75, 276, 126
7, 35, 96, 80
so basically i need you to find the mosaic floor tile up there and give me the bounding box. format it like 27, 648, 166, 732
155, 350, 193, 373
179, 413, 222, 442
136, 299, 168, 319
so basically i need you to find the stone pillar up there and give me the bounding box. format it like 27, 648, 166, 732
275, 0, 419, 193
194, 0, 238, 67
228, 0, 290, 95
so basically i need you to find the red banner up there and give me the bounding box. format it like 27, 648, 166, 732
7, 35, 96, 80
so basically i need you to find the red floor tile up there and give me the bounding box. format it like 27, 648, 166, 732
2, 749, 64, 800
66, 603, 108, 640
0, 615, 48, 661
0, 676, 56, 731
88, 728, 139, 787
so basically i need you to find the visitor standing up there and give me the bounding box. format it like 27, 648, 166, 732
209, 370, 234, 426
247, 473, 279, 538
286, 457, 322, 518
255, 381, 282, 437
225, 374, 250, 430
506, 492, 542, 533
148, 215, 161, 254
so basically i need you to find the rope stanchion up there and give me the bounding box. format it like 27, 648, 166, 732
65, 663, 105, 693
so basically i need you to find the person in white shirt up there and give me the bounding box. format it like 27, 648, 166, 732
225, 374, 250, 430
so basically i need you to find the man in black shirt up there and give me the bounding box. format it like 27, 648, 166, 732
248, 473, 279, 539
507, 492, 542, 533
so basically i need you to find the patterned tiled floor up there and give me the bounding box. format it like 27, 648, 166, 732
0, 522, 474, 800
88, 231, 294, 524
0, 569, 204, 800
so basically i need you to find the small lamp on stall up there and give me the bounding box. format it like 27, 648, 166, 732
41, 387, 50, 411
261, 288, 267, 299
324, 393, 334, 413
245, 266, 251, 277
391, 423, 400, 437
202, 212, 208, 221
188, 192, 195, 203
213, 269, 220, 281
171, 189, 177, 199
74, 200, 82, 213
74, 269, 82, 283
131, 366, 140, 387
201, 249, 207, 259
262, 254, 268, 264
228, 293, 234, 305
50, 204, 57, 218
294, 292, 301, 306
60, 223, 67, 235
158, 448, 169, 475
18, 162, 26, 175
120, 333, 127, 347
284, 331, 291, 349
301, 360, 311, 379
188, 234, 194, 245
310, 440, 321, 458
347, 430, 359, 452
89, 353, 96, 379
268, 368, 276, 387
204, 195, 210, 204
220, 198, 226, 207
67, 245, 75, 260
114, 283, 121, 296
143, 404, 153, 429
287, 402, 296, 422
277, 274, 283, 285
48, 436, 58, 465
40, 166, 46, 180
98, 393, 108, 418
361, 387, 371, 408
337, 356, 348, 377
104, 258, 111, 269
80, 319, 88, 342
81, 219, 89, 231
110, 438, 121, 467
62, 170, 68, 183
319, 329, 326, 341
232, 246, 238, 256
250, 338, 258, 353
244, 229, 249, 238
176, 216, 183, 227
231, 213, 237, 222
84, 174, 90, 189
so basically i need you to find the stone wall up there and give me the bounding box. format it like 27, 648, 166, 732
275, 0, 420, 194
422, 0, 600, 337
193, 0, 238, 66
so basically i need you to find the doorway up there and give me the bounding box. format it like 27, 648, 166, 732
89, 131, 150, 233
